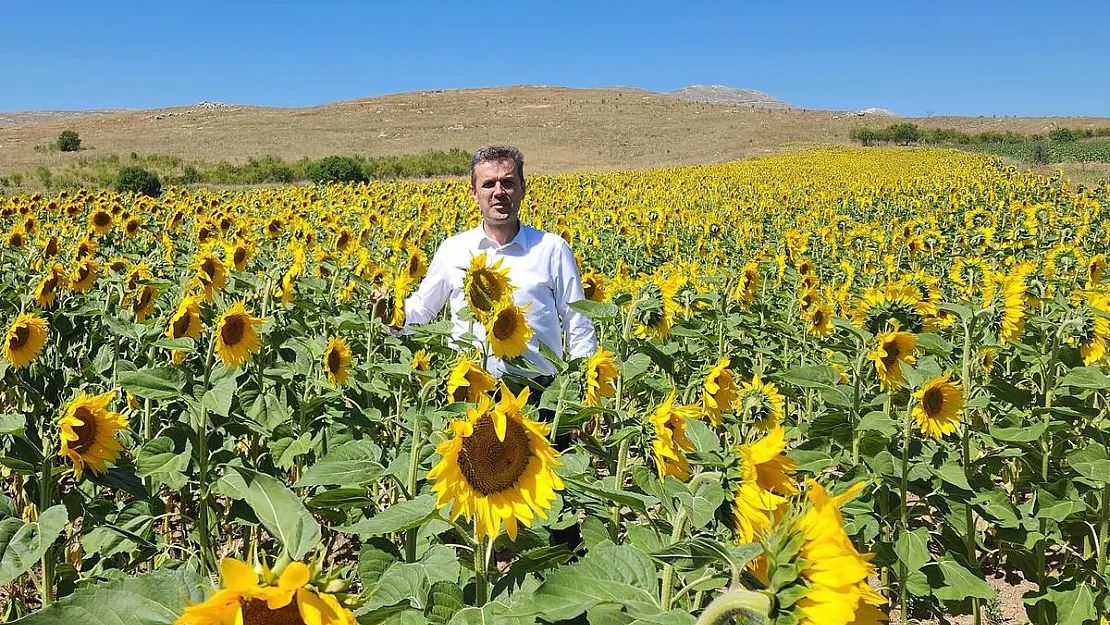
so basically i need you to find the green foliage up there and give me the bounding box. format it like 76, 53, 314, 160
1030, 140, 1051, 164
304, 155, 368, 184
114, 165, 162, 197
56, 130, 82, 152
886, 122, 920, 145
1049, 127, 1077, 142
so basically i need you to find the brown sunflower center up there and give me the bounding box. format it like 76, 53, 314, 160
71, 406, 99, 454
922, 386, 944, 417
458, 414, 531, 496
41, 276, 58, 297
326, 348, 342, 374
221, 315, 246, 346
240, 598, 304, 625
171, 310, 192, 338
880, 342, 901, 368
812, 309, 826, 327
408, 255, 422, 276
201, 258, 218, 279
234, 247, 247, 266
583, 279, 597, 301
8, 324, 30, 350
45, 239, 59, 257
76, 265, 91, 283
491, 309, 518, 341
93, 212, 110, 227
135, 287, 154, 310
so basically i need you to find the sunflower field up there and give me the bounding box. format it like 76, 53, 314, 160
1, 147, 1109, 624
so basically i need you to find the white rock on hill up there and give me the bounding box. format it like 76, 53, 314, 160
668, 85, 797, 109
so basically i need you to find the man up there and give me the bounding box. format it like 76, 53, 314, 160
382, 145, 597, 382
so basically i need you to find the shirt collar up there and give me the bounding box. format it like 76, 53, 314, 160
476, 222, 530, 251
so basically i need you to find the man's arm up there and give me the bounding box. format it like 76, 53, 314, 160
551, 239, 598, 360
402, 242, 454, 326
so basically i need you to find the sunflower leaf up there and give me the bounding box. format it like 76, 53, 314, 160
296, 440, 385, 487
222, 465, 321, 560
932, 558, 994, 601
1058, 366, 1110, 390
7, 566, 210, 625
117, 367, 187, 401
0, 504, 68, 586
339, 494, 438, 535
425, 580, 465, 625
1066, 443, 1110, 486
0, 413, 25, 436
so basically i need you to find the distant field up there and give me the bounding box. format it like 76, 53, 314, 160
2, 86, 1109, 188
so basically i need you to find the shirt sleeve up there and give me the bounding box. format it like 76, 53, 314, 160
403, 241, 453, 326
551, 239, 598, 360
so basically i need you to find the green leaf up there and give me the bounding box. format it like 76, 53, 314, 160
0, 413, 26, 436
420, 545, 462, 585
202, 371, 238, 418
622, 353, 653, 381
650, 538, 760, 575
0, 504, 67, 585
932, 559, 994, 601
675, 478, 726, 530
340, 494, 438, 535
220, 466, 321, 560
364, 562, 428, 611
569, 299, 619, 321
932, 462, 971, 491
359, 540, 400, 588
296, 440, 385, 487
448, 602, 527, 625
776, 365, 839, 389
989, 421, 1048, 443
10, 567, 210, 625
1046, 580, 1097, 625
117, 367, 187, 401
684, 419, 721, 454
894, 528, 930, 572
565, 476, 658, 511
513, 542, 660, 620
425, 581, 465, 625
135, 437, 191, 489
1067, 443, 1110, 485
1058, 366, 1110, 390
857, 411, 898, 437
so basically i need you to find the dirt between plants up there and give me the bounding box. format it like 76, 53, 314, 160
887, 574, 1035, 625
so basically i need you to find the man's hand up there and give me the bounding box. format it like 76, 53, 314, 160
367, 286, 394, 327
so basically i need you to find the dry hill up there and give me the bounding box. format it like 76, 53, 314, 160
1, 86, 1108, 177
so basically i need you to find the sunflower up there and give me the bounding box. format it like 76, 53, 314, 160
584, 348, 618, 407
731, 261, 761, 308
1075, 292, 1110, 366
912, 374, 964, 438
192, 249, 228, 301
737, 373, 786, 430
732, 425, 799, 544
403, 246, 428, 284
123, 215, 141, 237
74, 236, 97, 259
795, 480, 886, 625
446, 354, 497, 403
3, 313, 48, 369
57, 391, 128, 480
1087, 254, 1107, 288
428, 383, 564, 540
649, 391, 701, 481
485, 302, 533, 359
986, 271, 1027, 343
225, 239, 253, 271
807, 299, 834, 337
70, 257, 99, 293
40, 235, 61, 259
215, 301, 264, 368
869, 328, 917, 391
949, 256, 994, 301
323, 336, 352, 387
176, 558, 356, 625
6, 226, 26, 249
464, 252, 515, 317
130, 285, 158, 321
850, 283, 935, 334
702, 357, 738, 427
411, 348, 431, 372
582, 271, 606, 302
88, 208, 113, 234
633, 278, 677, 341
35, 263, 68, 308
167, 295, 203, 341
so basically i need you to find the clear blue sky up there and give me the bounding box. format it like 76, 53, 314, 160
3, 1, 1106, 117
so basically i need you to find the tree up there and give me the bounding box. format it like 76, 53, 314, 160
56, 130, 81, 152
886, 123, 920, 145
1048, 127, 1077, 142
304, 156, 367, 184
114, 166, 162, 197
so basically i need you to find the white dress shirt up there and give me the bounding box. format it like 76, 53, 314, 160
404, 224, 597, 377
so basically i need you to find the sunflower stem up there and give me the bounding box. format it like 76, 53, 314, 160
660, 506, 688, 610
850, 343, 867, 465
548, 376, 569, 444
1034, 326, 1061, 625
960, 316, 982, 625
405, 406, 422, 563
609, 437, 631, 542
473, 525, 489, 606
195, 332, 216, 576
899, 398, 911, 625
39, 435, 54, 606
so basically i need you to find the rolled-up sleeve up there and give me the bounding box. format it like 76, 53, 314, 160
404, 243, 452, 326
551, 240, 598, 360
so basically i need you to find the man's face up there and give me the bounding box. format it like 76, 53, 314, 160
472, 159, 524, 228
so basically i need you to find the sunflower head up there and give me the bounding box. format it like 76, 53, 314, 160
851, 283, 934, 334
912, 374, 964, 438
485, 301, 533, 359
323, 336, 353, 387
167, 295, 203, 342
411, 348, 431, 372
737, 373, 786, 430
584, 348, 619, 407
582, 271, 606, 302
70, 258, 99, 293
464, 252, 516, 318
215, 301, 265, 368
427, 383, 564, 540
3, 313, 48, 369
702, 357, 738, 427
446, 354, 496, 403
732, 425, 798, 544
35, 263, 68, 308
649, 392, 701, 481
869, 328, 917, 391
57, 391, 128, 480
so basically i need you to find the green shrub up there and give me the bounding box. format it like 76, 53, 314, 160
886, 123, 920, 145
1030, 141, 1051, 164
304, 155, 367, 184
114, 166, 162, 197
56, 130, 81, 152
1049, 127, 1077, 142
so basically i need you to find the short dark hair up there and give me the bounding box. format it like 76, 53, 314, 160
470, 145, 525, 188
